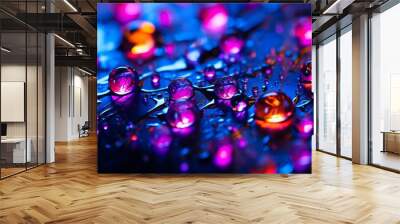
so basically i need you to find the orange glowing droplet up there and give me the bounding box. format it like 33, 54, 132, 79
126, 31, 153, 46
140, 22, 155, 34
268, 114, 286, 123
255, 92, 294, 131
124, 21, 156, 60
131, 38, 155, 54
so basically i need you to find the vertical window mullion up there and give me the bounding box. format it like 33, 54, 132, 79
336, 27, 341, 157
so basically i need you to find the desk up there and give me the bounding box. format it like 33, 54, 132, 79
382, 131, 400, 154
1, 138, 31, 163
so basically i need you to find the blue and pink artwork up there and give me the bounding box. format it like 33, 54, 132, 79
97, 3, 313, 174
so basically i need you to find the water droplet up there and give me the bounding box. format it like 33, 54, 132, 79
108, 66, 139, 95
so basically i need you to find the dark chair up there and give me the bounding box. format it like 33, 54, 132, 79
78, 121, 90, 138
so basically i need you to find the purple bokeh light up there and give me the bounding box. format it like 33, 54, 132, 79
149, 125, 173, 155
214, 143, 233, 168
201, 4, 228, 34
221, 36, 244, 55
203, 66, 216, 81
115, 3, 140, 24
180, 162, 189, 172
151, 72, 161, 88
294, 17, 312, 46
159, 9, 173, 27
297, 118, 313, 137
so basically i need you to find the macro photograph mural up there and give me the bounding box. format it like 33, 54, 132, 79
97, 3, 313, 173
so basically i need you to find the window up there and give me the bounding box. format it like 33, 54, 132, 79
312, 45, 317, 150
339, 27, 352, 158
371, 3, 400, 171
317, 36, 337, 154
0, 1, 47, 179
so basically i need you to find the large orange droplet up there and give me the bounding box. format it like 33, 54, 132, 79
255, 92, 294, 131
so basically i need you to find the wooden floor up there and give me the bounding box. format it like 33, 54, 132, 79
1, 136, 400, 224
1, 167, 26, 178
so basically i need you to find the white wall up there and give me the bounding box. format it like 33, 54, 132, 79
72, 73, 89, 138
1, 63, 46, 163
1, 65, 40, 138
54, 67, 89, 141
1, 65, 26, 132
55, 66, 69, 141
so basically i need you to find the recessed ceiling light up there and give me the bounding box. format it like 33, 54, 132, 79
78, 67, 93, 76
63, 0, 78, 12
323, 1, 341, 14
1, 47, 11, 53
322, 0, 355, 15
54, 34, 75, 48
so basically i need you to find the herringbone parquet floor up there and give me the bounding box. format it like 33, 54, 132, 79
1, 136, 400, 224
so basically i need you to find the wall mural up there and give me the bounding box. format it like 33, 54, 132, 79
97, 3, 312, 173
